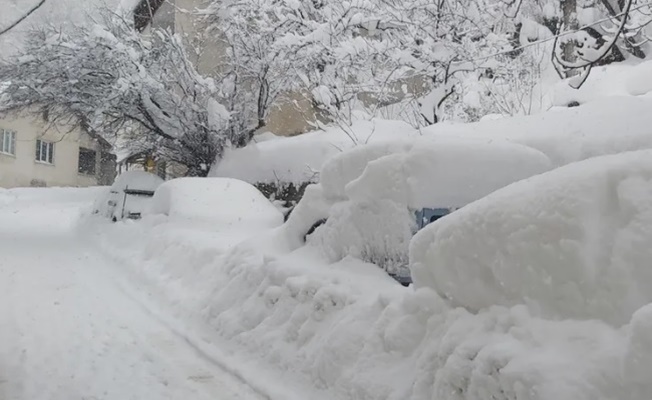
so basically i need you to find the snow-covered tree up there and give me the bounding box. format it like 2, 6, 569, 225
503, 0, 652, 87
0, 12, 232, 176
200, 0, 300, 144
203, 0, 534, 126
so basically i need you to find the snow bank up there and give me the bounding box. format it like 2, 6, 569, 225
3, 187, 105, 234
148, 177, 283, 229
84, 205, 647, 400
411, 150, 652, 326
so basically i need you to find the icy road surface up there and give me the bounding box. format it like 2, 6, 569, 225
0, 188, 265, 400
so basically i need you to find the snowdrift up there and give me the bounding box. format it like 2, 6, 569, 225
411, 150, 652, 326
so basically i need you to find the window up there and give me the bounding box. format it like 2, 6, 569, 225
78, 148, 96, 175
35, 139, 54, 164
1, 129, 16, 155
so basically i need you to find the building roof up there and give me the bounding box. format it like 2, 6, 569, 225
133, 0, 166, 32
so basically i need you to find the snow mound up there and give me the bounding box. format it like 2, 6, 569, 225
148, 177, 283, 229
411, 149, 652, 326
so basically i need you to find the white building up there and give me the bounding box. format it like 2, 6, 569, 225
0, 113, 116, 188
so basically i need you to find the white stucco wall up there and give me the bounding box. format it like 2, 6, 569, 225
0, 115, 111, 188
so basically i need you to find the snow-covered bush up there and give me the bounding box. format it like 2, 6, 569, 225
411, 149, 652, 326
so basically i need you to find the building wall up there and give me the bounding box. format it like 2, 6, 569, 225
0, 115, 115, 188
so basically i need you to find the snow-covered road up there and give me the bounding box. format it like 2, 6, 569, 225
0, 188, 265, 400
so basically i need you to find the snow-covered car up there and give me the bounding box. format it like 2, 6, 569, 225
287, 137, 554, 286
147, 177, 284, 228
94, 171, 164, 222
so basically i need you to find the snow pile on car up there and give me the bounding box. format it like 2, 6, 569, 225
111, 170, 165, 192
148, 177, 283, 229
305, 137, 552, 269
411, 149, 652, 326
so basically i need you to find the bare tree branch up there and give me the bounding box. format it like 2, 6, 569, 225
0, 0, 47, 36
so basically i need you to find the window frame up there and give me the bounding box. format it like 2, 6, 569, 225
78, 147, 97, 175
0, 129, 16, 156
35, 139, 55, 164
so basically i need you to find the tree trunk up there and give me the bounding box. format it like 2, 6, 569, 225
561, 0, 579, 76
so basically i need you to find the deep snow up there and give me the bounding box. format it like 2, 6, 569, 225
0, 188, 268, 400
83, 172, 652, 400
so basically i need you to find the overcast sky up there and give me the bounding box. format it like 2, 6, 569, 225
0, 0, 135, 57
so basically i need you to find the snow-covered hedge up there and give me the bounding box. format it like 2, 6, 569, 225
411, 149, 652, 326
210, 119, 417, 186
